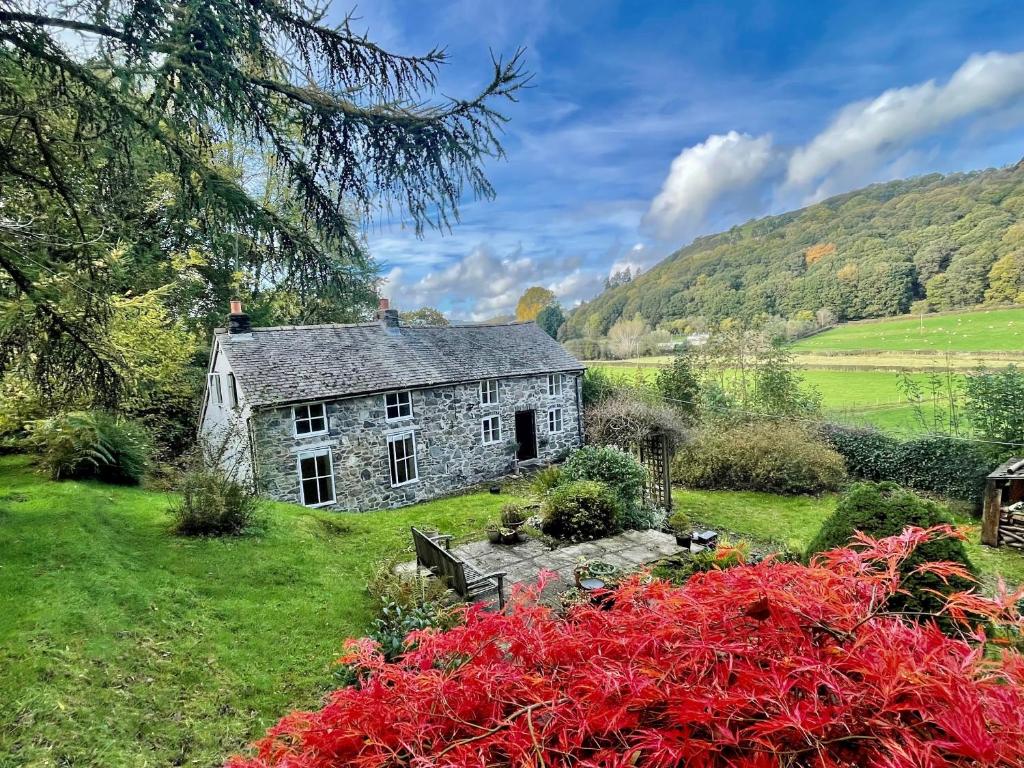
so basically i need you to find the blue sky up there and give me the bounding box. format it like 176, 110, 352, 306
333, 1, 1024, 321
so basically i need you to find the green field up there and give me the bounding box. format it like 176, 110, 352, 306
792, 307, 1024, 353
0, 455, 519, 767
591, 365, 939, 434
672, 488, 1024, 590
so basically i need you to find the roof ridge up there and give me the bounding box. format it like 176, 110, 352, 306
216, 320, 537, 333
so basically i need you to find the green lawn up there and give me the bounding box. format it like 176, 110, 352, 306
673, 487, 1024, 589
0, 455, 517, 767
792, 307, 1024, 353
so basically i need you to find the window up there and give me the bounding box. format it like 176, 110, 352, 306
547, 373, 564, 396
385, 391, 413, 421
297, 449, 335, 507
482, 415, 501, 444
548, 408, 564, 433
208, 373, 223, 405
388, 431, 419, 486
479, 379, 499, 405
227, 373, 239, 408
293, 402, 327, 436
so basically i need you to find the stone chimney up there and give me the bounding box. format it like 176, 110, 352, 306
377, 297, 400, 333
228, 300, 252, 338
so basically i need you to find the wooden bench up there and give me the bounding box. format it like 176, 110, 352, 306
411, 527, 506, 609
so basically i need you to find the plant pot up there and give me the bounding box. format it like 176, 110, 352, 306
674, 531, 693, 549
501, 529, 524, 545
486, 528, 502, 544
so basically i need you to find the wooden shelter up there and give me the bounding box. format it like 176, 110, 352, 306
981, 458, 1024, 548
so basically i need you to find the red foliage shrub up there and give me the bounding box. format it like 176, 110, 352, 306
228, 527, 1024, 768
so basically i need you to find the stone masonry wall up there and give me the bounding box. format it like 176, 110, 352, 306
251, 373, 583, 511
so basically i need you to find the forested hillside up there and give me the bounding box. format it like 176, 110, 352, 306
565, 161, 1024, 337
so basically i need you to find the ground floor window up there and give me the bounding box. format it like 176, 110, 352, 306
298, 449, 335, 507
388, 431, 419, 486
548, 407, 564, 433
482, 415, 501, 444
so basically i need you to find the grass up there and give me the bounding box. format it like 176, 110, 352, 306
671, 487, 1024, 589
792, 307, 1024, 353
0, 454, 519, 767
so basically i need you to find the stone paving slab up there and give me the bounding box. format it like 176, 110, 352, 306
397, 529, 684, 605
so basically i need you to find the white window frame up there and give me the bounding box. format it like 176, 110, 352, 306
547, 373, 564, 396
479, 379, 499, 405
296, 448, 336, 508
292, 402, 328, 437
481, 415, 502, 444
548, 407, 564, 433
387, 430, 420, 487
385, 391, 413, 421
226, 372, 239, 408
208, 373, 223, 405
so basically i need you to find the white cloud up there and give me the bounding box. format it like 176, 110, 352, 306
381, 245, 605, 321
643, 131, 777, 241
787, 51, 1024, 188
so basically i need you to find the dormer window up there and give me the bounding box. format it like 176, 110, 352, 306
480, 379, 499, 405
293, 402, 327, 436
385, 391, 413, 421
547, 373, 564, 396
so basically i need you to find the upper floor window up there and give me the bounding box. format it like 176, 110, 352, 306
387, 431, 419, 487
208, 373, 223, 405
482, 415, 501, 444
479, 379, 499, 405
385, 391, 413, 421
548, 407, 564, 433
226, 373, 239, 408
547, 373, 564, 396
293, 402, 327, 436
298, 448, 335, 507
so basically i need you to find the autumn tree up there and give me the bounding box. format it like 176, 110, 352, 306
0, 2, 527, 405
399, 307, 449, 326
984, 250, 1024, 304
607, 314, 648, 359
514, 286, 556, 321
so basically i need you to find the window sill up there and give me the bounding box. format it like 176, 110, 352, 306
294, 429, 329, 439
390, 478, 420, 489
303, 499, 337, 508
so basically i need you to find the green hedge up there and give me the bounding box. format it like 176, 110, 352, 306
819, 424, 992, 505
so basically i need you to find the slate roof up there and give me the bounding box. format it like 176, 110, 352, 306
216, 321, 585, 408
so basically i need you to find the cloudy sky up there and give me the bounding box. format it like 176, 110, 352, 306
331, 1, 1024, 321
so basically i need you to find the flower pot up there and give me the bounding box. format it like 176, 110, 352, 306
501, 530, 524, 545
674, 531, 693, 549
486, 528, 502, 544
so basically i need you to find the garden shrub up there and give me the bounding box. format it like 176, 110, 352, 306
171, 456, 262, 536
530, 465, 564, 497
562, 445, 647, 520
364, 560, 458, 661
820, 424, 992, 504
541, 480, 621, 542
673, 421, 846, 494
27, 410, 150, 484
807, 482, 977, 623
617, 502, 666, 532
229, 528, 1024, 768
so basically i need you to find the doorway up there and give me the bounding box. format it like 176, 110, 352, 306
514, 410, 538, 461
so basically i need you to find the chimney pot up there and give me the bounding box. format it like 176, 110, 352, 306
228, 300, 251, 335
230, 300, 243, 315
379, 298, 390, 311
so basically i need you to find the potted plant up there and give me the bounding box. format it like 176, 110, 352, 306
573, 557, 621, 588
500, 503, 528, 531
668, 511, 693, 549
485, 524, 502, 544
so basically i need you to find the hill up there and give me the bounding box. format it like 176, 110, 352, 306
565, 162, 1024, 337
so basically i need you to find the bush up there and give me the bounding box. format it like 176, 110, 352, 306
541, 480, 621, 542
27, 410, 150, 484
807, 482, 977, 622
617, 502, 667, 532
673, 422, 847, 494
584, 395, 688, 450
229, 529, 1024, 768
530, 465, 564, 497
562, 446, 647, 520
820, 424, 992, 504
580, 366, 618, 405
364, 560, 458, 661
172, 464, 262, 536
500, 502, 529, 527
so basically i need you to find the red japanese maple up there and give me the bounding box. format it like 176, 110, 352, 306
228, 527, 1024, 768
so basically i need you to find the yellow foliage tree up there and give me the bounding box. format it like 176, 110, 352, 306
515, 286, 556, 321
804, 242, 836, 265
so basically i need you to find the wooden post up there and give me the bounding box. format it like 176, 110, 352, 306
981, 479, 1001, 547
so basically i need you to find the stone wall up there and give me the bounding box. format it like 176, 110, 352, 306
251, 373, 583, 511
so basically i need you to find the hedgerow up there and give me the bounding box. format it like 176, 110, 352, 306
229, 527, 1024, 768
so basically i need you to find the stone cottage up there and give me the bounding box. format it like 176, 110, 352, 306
198, 300, 585, 511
